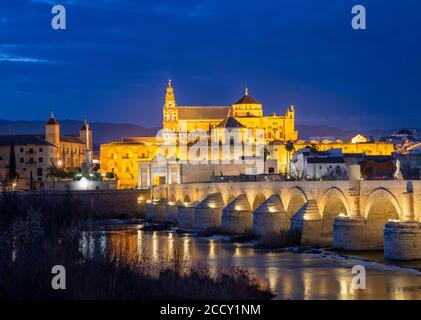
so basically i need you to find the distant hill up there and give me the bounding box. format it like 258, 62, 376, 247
295, 124, 403, 141
0, 119, 416, 147
0, 119, 160, 148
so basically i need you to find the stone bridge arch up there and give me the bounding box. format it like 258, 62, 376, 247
252, 193, 267, 211
363, 187, 402, 249
285, 187, 308, 220
319, 187, 351, 240
183, 194, 192, 204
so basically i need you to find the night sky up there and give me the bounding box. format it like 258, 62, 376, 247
0, 0, 420, 129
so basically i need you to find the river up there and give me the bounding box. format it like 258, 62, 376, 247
80, 220, 421, 300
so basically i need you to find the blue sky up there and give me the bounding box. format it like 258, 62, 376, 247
0, 0, 420, 129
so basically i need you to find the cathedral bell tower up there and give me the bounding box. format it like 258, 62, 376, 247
163, 80, 178, 131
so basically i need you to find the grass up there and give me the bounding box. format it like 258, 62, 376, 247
0, 192, 274, 300
0, 236, 273, 300
256, 230, 302, 249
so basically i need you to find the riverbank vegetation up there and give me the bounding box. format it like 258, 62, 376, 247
0, 192, 273, 300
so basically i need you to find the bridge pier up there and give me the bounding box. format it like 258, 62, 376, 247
153, 199, 167, 223
290, 199, 323, 246
193, 193, 224, 230
144, 201, 156, 221
178, 201, 199, 230
253, 194, 288, 236
164, 201, 181, 224
384, 191, 421, 260
333, 193, 368, 250
222, 194, 253, 234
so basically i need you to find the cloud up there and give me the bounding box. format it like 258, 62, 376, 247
0, 53, 49, 63
0, 44, 53, 63
29, 0, 75, 4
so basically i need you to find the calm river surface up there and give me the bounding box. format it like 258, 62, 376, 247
80, 220, 421, 300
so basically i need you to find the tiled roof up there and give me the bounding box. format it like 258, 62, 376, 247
80, 123, 92, 131
178, 106, 229, 120
0, 135, 52, 146
306, 157, 345, 164
216, 116, 245, 128
233, 94, 260, 105
60, 135, 85, 144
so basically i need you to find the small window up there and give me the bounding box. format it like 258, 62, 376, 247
20, 157, 24, 163
37, 168, 43, 177
39, 157, 43, 163
20, 147, 24, 152
268, 167, 275, 174
39, 148, 43, 152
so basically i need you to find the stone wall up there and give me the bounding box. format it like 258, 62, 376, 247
0, 190, 150, 218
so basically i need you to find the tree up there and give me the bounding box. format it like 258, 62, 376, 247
29, 171, 34, 190
285, 140, 295, 178
8, 143, 17, 185
263, 146, 270, 162
46, 163, 67, 190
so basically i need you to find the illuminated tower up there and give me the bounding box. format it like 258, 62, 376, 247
45, 112, 60, 147
162, 80, 178, 132
80, 120, 93, 163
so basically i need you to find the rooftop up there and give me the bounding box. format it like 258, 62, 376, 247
177, 106, 229, 120
307, 157, 345, 164
0, 135, 53, 146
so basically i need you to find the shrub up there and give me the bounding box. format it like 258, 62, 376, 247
256, 229, 302, 249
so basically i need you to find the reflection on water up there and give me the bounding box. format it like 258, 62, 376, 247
80, 222, 421, 300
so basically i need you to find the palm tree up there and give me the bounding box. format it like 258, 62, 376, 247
46, 163, 66, 190
285, 140, 295, 178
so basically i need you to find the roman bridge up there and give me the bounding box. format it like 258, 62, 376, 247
146, 173, 421, 260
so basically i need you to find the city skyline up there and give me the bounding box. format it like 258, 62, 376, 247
1, 0, 420, 129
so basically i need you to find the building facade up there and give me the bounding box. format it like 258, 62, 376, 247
100, 81, 395, 189
0, 114, 92, 190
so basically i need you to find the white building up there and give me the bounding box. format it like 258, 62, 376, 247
292, 148, 347, 180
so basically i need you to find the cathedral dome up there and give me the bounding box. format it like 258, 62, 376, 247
233, 88, 260, 105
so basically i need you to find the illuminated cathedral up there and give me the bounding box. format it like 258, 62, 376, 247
100, 81, 394, 189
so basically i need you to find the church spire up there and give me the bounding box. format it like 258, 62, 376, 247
164, 79, 175, 108
164, 79, 176, 109
245, 85, 248, 96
